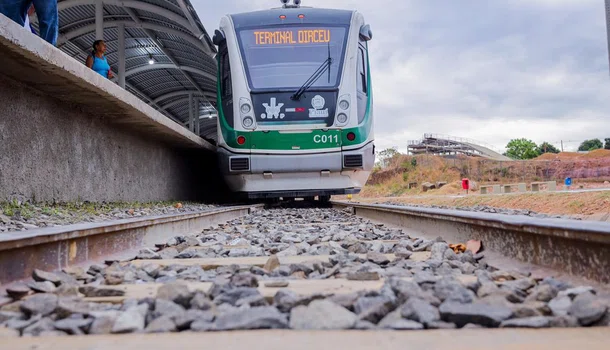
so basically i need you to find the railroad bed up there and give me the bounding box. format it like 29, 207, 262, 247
1, 203, 609, 349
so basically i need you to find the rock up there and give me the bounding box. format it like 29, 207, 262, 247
79, 286, 125, 298
394, 248, 413, 259
548, 296, 572, 316
277, 245, 298, 257
378, 309, 424, 330
353, 320, 377, 329
274, 290, 325, 313
22, 317, 55, 336
32, 269, 62, 285
439, 302, 513, 327
366, 252, 390, 265
540, 277, 572, 292
0, 327, 20, 337
427, 321, 457, 329
443, 248, 458, 261
145, 315, 177, 333
263, 255, 281, 272
354, 295, 396, 324
500, 316, 550, 328
55, 299, 95, 318
20, 294, 58, 316
5, 315, 41, 332
290, 300, 358, 330
346, 271, 380, 281
215, 306, 288, 330
549, 315, 580, 328
174, 309, 214, 330
434, 278, 475, 304
111, 304, 148, 333
401, 298, 440, 325
89, 311, 121, 334
265, 281, 289, 288
136, 248, 161, 260
158, 248, 179, 259
558, 286, 596, 299
27, 281, 57, 293
104, 270, 125, 285
157, 281, 192, 308
213, 287, 261, 306
230, 272, 259, 288
491, 270, 526, 282
153, 299, 186, 319
414, 271, 438, 285
190, 292, 213, 311
498, 278, 536, 292
526, 284, 558, 303
0, 311, 22, 323
510, 302, 551, 318
6, 284, 31, 299
568, 292, 608, 326
0, 297, 13, 308
422, 182, 436, 192
54, 284, 81, 297
54, 317, 93, 335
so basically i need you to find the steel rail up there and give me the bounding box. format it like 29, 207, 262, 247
331, 201, 610, 283
0, 205, 261, 285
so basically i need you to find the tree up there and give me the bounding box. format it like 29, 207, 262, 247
605, 138, 610, 150
504, 139, 540, 160
376, 147, 400, 168
578, 139, 603, 152
537, 142, 560, 154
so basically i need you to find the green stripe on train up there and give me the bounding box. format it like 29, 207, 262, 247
217, 48, 373, 151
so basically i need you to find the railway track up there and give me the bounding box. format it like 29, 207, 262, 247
0, 201, 609, 349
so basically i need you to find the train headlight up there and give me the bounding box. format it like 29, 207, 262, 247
242, 116, 254, 128
339, 100, 349, 110
240, 103, 251, 114
337, 113, 348, 124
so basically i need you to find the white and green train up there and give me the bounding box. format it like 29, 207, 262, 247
213, 0, 374, 201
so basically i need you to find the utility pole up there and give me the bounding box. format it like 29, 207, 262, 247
561, 140, 564, 152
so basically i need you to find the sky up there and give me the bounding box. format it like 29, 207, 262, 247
192, 0, 610, 153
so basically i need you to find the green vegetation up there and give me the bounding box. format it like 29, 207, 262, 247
537, 142, 560, 154
578, 139, 603, 152
605, 138, 610, 150
504, 138, 540, 160
376, 147, 400, 168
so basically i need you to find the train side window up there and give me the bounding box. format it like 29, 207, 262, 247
220, 48, 232, 98
357, 46, 368, 94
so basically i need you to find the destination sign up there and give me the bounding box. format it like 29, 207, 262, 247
253, 29, 331, 45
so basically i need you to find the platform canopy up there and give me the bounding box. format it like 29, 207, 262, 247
30, 0, 219, 142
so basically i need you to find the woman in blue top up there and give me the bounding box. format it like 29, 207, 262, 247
86, 40, 114, 79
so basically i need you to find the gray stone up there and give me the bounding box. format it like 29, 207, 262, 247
213, 287, 261, 306
136, 248, 161, 260
6, 284, 31, 299
558, 286, 596, 299
548, 296, 572, 316
353, 320, 377, 329
273, 290, 325, 313
5, 315, 41, 331
20, 294, 58, 316
394, 248, 413, 259
0, 311, 22, 323
32, 269, 62, 285
265, 281, 289, 288
439, 302, 513, 327
54, 317, 93, 335
89, 311, 121, 335
378, 310, 424, 330
290, 300, 358, 330
541, 277, 572, 292
111, 304, 148, 334
190, 319, 216, 332
145, 315, 176, 333
153, 299, 186, 319
22, 317, 55, 336
156, 281, 192, 308
414, 271, 438, 285
0, 327, 20, 337
79, 286, 125, 298
549, 315, 580, 328
427, 321, 457, 329
430, 242, 449, 261
354, 295, 396, 324
526, 284, 558, 303
230, 272, 259, 288
55, 299, 95, 319
401, 298, 440, 325
434, 278, 475, 304
215, 306, 288, 330
263, 255, 281, 272
158, 248, 179, 259
443, 248, 458, 261
235, 294, 268, 307
27, 281, 57, 293
498, 278, 536, 292
54, 284, 80, 297
568, 292, 608, 326
0, 297, 13, 307
346, 271, 380, 281
330, 293, 361, 310
500, 316, 550, 328
366, 252, 390, 265
510, 302, 551, 318
190, 292, 213, 311
174, 309, 215, 330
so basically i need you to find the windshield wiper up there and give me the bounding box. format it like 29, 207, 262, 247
291, 44, 332, 101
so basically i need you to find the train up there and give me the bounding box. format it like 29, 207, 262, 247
212, 0, 375, 202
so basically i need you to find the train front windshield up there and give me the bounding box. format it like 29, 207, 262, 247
237, 26, 348, 91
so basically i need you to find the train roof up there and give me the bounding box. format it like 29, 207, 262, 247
229, 7, 354, 29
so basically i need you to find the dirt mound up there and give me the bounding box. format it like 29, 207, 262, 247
535, 150, 610, 161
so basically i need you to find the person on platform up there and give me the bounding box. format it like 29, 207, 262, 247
86, 40, 114, 79
0, 0, 58, 45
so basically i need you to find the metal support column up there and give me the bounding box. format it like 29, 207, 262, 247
95, 0, 104, 40
194, 98, 200, 136
118, 23, 126, 88
188, 93, 194, 132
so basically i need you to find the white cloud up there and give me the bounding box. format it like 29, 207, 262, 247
193, 0, 610, 152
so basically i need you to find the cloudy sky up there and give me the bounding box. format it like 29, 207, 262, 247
193, 0, 610, 153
